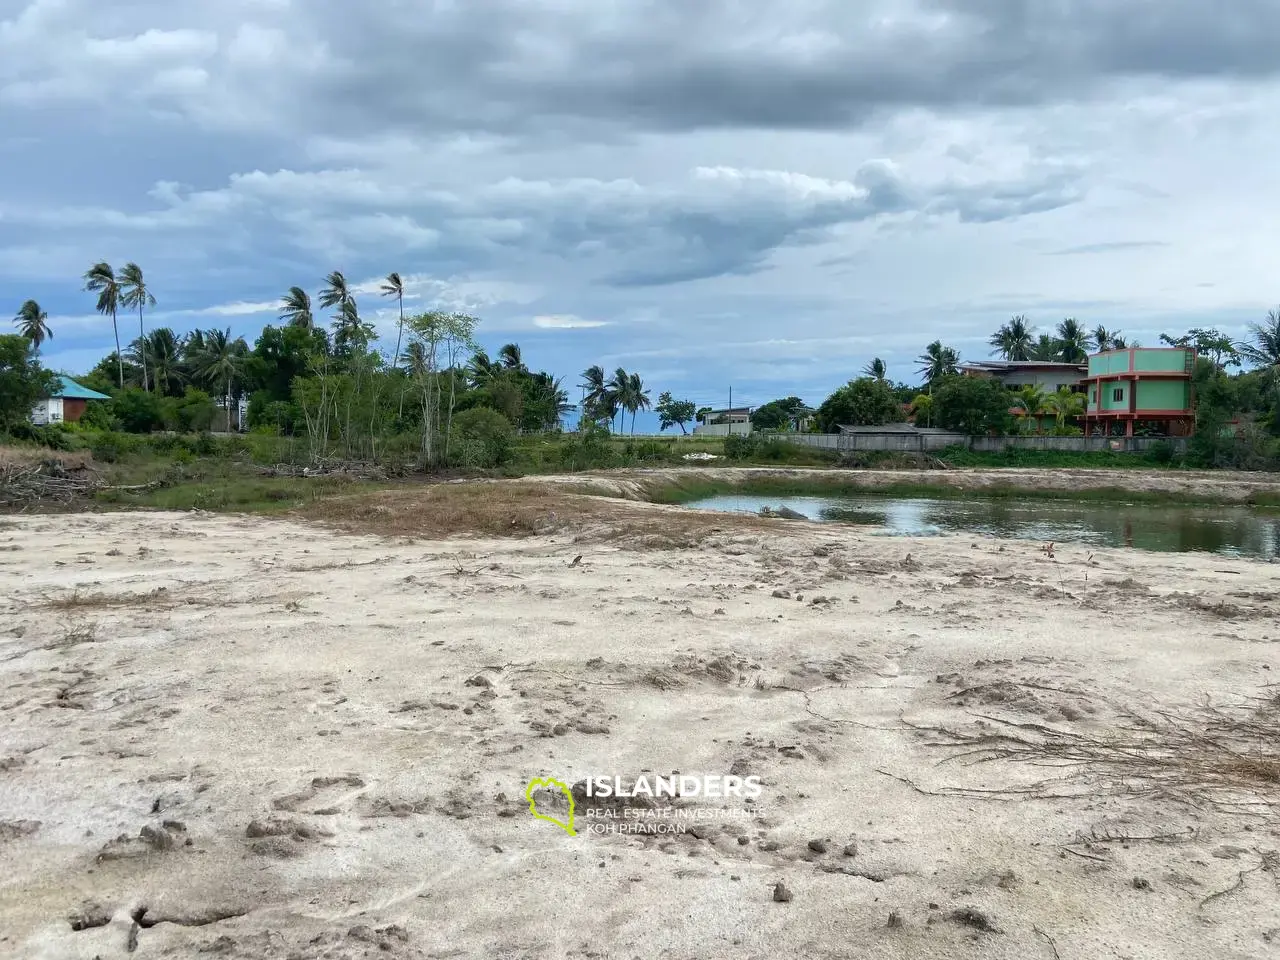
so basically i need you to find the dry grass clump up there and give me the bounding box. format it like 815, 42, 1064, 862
300, 480, 770, 545
39, 586, 179, 612
0, 446, 95, 470
901, 693, 1280, 815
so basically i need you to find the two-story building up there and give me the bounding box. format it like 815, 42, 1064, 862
1083, 347, 1196, 437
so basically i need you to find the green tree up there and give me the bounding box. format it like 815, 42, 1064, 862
1090, 325, 1125, 353
989, 315, 1034, 361
816, 377, 900, 431
862, 357, 888, 380
909, 393, 933, 427
195, 328, 249, 425
1029, 334, 1059, 361
916, 340, 959, 388
84, 262, 124, 387
1044, 387, 1085, 431
625, 372, 650, 434
13, 300, 52, 349
932, 376, 1013, 435
499, 343, 526, 372
0, 334, 57, 432
279, 286, 314, 330
750, 396, 811, 430
130, 328, 183, 396
449, 407, 515, 467
1159, 328, 1239, 369
381, 272, 406, 370
1012, 384, 1047, 433
656, 392, 696, 434
1055, 318, 1089, 363
118, 263, 156, 392
579, 365, 613, 427
1239, 310, 1280, 368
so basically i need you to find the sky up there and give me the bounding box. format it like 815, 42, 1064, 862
3, 0, 1279, 430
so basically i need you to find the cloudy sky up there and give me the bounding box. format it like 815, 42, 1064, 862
3, 0, 1279, 419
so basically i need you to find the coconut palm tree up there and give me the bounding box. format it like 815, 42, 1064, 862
916, 340, 959, 388
579, 364, 610, 427
132, 328, 183, 395
468, 349, 498, 388
498, 343, 526, 372
118, 263, 156, 391
1029, 334, 1059, 361
13, 300, 51, 348
1056, 318, 1090, 363
279, 287, 314, 330
1045, 387, 1085, 430
403, 341, 429, 377
1013, 384, 1048, 434
84, 262, 124, 386
989, 315, 1034, 361
195, 328, 248, 427
318, 270, 352, 312
1240, 309, 1280, 368
607, 367, 632, 433
626, 371, 651, 434
862, 357, 887, 380
1090, 325, 1125, 353
381, 272, 405, 370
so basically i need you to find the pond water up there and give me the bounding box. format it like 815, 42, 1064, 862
684, 493, 1280, 559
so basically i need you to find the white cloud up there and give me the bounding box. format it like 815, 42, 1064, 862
532, 314, 609, 329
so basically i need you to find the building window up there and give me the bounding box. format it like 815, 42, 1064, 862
1112, 388, 1124, 402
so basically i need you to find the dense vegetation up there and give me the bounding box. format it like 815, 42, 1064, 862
5, 262, 1280, 478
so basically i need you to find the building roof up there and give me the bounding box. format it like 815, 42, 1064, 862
49, 376, 111, 400
960, 360, 1088, 373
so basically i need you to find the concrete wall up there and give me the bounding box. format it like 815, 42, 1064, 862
769, 432, 1188, 455
692, 422, 752, 437
1135, 380, 1191, 411
30, 398, 63, 425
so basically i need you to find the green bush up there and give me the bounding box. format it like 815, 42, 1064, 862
448, 407, 515, 468
88, 431, 144, 463
110, 388, 164, 433
1143, 440, 1176, 466
556, 424, 622, 470
722, 433, 760, 461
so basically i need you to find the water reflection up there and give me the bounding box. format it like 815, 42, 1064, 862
686, 494, 1280, 559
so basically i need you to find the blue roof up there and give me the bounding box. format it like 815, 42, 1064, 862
51, 376, 111, 401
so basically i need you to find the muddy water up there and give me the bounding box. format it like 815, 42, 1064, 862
685, 493, 1280, 559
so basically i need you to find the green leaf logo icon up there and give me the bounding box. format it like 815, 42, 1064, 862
526, 777, 576, 836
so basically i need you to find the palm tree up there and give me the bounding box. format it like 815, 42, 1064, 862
1045, 387, 1085, 430
1239, 309, 1280, 368
498, 343, 526, 372
1013, 385, 1047, 433
132, 328, 183, 395
916, 340, 959, 388
84, 262, 123, 387
1090, 325, 1125, 353
196, 328, 248, 427
403, 341, 429, 377
318, 271, 353, 339
381, 273, 405, 369
13, 300, 51, 348
1056, 318, 1089, 364
862, 357, 887, 380
627, 372, 651, 434
607, 367, 632, 433
467, 349, 498, 388
279, 287, 314, 330
989, 315, 1034, 361
118, 263, 156, 391
1029, 334, 1059, 361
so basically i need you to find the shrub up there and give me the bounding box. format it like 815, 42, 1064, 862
109, 388, 164, 433
723, 433, 760, 461
1144, 440, 1176, 466
448, 407, 515, 468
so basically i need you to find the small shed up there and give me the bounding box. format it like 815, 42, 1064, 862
31, 376, 111, 425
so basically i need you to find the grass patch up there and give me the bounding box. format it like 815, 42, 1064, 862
300, 480, 771, 545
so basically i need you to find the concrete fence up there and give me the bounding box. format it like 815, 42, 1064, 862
767, 432, 1188, 455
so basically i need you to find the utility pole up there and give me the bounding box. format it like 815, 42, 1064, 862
728, 385, 733, 435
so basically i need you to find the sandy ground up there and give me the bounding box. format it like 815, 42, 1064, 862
2, 495, 1280, 959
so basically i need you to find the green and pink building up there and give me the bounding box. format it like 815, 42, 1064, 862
1083, 347, 1196, 437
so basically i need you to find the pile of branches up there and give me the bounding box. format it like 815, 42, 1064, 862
254, 458, 397, 480
0, 458, 101, 508
894, 692, 1280, 816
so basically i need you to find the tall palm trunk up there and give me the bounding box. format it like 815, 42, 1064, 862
395, 293, 406, 418
111, 311, 123, 387
137, 304, 150, 392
